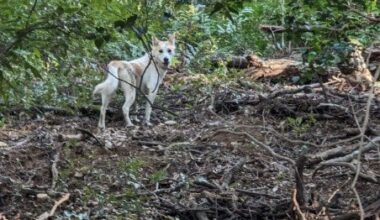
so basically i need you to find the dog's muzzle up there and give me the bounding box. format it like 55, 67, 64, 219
163, 57, 170, 66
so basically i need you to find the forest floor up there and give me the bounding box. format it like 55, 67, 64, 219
0, 72, 380, 220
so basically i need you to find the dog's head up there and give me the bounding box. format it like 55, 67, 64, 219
151, 34, 176, 69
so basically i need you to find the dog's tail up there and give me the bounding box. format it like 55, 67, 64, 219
93, 64, 119, 97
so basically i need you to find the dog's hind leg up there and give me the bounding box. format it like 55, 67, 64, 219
131, 102, 140, 122
121, 72, 137, 127
94, 64, 120, 129
99, 93, 112, 129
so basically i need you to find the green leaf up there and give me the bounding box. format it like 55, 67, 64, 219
210, 2, 224, 15
94, 38, 104, 48
126, 14, 138, 26
114, 20, 126, 30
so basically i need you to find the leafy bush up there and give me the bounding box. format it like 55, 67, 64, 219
0, 0, 378, 111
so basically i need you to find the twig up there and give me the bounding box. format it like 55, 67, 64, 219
50, 151, 60, 190
316, 178, 352, 219
26, 0, 38, 26
213, 129, 296, 166
313, 162, 378, 183
295, 156, 306, 206
235, 189, 280, 199
319, 137, 380, 164
138, 181, 187, 196
351, 65, 380, 220
221, 158, 246, 188
292, 189, 307, 220
0, 175, 18, 185
36, 193, 70, 220
75, 128, 103, 146
264, 83, 322, 100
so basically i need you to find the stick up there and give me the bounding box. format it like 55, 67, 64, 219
351, 65, 380, 220
213, 129, 296, 166
50, 151, 60, 190
75, 128, 103, 146
292, 189, 307, 220
36, 193, 70, 220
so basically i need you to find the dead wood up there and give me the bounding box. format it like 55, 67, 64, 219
259, 24, 286, 33
306, 141, 360, 166
221, 158, 246, 188
320, 137, 380, 164
292, 189, 307, 220
58, 128, 103, 146
50, 151, 60, 190
295, 156, 306, 207
306, 136, 380, 167
314, 161, 379, 183
75, 128, 103, 146
213, 129, 296, 166
212, 54, 253, 69
235, 188, 280, 199
338, 46, 374, 91
36, 193, 70, 220
246, 58, 302, 81
332, 198, 380, 220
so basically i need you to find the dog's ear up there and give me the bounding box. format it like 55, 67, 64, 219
168, 33, 176, 45
152, 36, 160, 46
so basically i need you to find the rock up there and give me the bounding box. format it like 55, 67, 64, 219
0, 141, 8, 148
74, 171, 84, 178
105, 140, 113, 149
36, 193, 49, 201
164, 120, 177, 125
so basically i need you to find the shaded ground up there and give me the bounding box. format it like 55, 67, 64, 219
0, 73, 380, 219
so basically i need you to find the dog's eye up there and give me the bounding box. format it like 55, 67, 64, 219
159, 49, 163, 53
168, 49, 172, 53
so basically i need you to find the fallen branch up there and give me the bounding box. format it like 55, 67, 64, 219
292, 189, 307, 220
36, 193, 70, 220
320, 137, 380, 164
75, 128, 103, 146
221, 158, 246, 188
51, 151, 60, 190
313, 162, 378, 183
213, 130, 296, 166
235, 189, 280, 199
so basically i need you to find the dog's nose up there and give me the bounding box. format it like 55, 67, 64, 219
163, 57, 169, 64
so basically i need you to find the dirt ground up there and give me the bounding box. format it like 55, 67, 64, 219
0, 73, 379, 219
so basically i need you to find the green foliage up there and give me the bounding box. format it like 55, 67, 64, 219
286, 0, 379, 79
0, 0, 378, 112
118, 159, 145, 177
287, 115, 316, 135
149, 169, 168, 184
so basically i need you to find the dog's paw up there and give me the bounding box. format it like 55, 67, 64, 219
97, 123, 105, 130
132, 116, 140, 123
126, 123, 135, 128
143, 121, 153, 127
97, 126, 106, 133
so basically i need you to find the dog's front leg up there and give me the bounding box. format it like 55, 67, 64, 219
144, 92, 157, 126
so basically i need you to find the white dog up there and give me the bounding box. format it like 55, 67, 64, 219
93, 34, 176, 128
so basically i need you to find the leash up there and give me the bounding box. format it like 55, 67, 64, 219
96, 63, 178, 117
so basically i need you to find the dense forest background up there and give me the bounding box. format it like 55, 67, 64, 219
0, 0, 380, 219
1, 0, 378, 111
